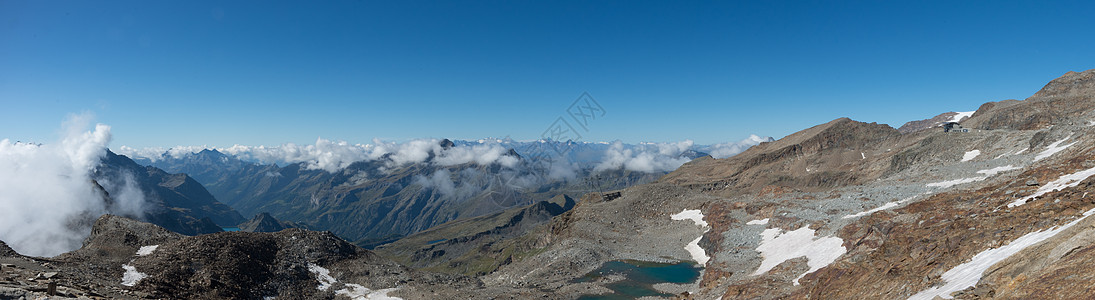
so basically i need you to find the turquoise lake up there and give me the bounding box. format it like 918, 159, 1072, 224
575, 259, 701, 299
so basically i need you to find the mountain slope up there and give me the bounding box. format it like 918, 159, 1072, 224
375, 194, 575, 276
143, 143, 667, 247
662, 117, 904, 195
95, 151, 245, 235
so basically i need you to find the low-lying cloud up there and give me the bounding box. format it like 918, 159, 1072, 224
594, 140, 696, 173
0, 114, 146, 257
705, 134, 774, 159
435, 143, 519, 168
119, 135, 773, 175
123, 138, 525, 173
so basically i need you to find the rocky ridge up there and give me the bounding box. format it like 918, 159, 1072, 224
0, 215, 564, 299
96, 150, 245, 235
375, 194, 576, 276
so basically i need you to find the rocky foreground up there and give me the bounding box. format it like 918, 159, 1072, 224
0, 215, 546, 299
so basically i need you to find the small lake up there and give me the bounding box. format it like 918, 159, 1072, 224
575, 259, 701, 299
222, 227, 241, 232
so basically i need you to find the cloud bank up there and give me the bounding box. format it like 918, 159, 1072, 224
123, 138, 524, 173
0, 114, 146, 257
594, 140, 696, 173
120, 135, 772, 175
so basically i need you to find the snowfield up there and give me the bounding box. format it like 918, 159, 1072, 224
752, 227, 846, 285
671, 209, 710, 265
909, 208, 1095, 300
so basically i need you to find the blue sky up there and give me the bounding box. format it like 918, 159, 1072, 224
2, 1, 1094, 149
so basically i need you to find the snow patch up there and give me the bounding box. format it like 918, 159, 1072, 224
947, 111, 975, 123
308, 263, 338, 291
926, 166, 1019, 189
976, 165, 1020, 176
909, 208, 1095, 300
861, 152, 866, 160
1008, 166, 1095, 208
1015, 148, 1027, 155
682, 236, 709, 266
1034, 136, 1076, 162
336, 284, 402, 300
843, 195, 919, 219
927, 177, 986, 188
671, 209, 710, 265
961, 150, 980, 162
121, 264, 147, 287
746, 218, 769, 225
752, 227, 846, 285
308, 263, 402, 299
136, 245, 159, 256
671, 209, 708, 227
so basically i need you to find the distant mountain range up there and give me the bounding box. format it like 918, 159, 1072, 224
119, 138, 769, 247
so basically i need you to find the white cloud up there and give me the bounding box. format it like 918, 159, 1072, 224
219, 139, 374, 172
707, 134, 773, 159
435, 143, 519, 168
384, 139, 442, 166
412, 169, 495, 200
123, 137, 525, 173
117, 145, 168, 162
546, 161, 579, 180
118, 135, 768, 175
0, 113, 147, 257
414, 169, 457, 197
594, 140, 694, 173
